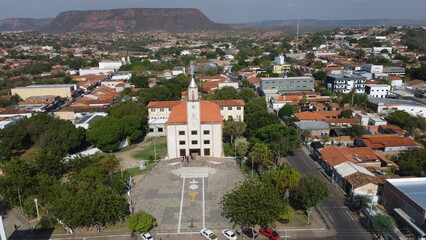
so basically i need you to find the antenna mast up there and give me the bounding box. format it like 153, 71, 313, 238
296, 19, 300, 50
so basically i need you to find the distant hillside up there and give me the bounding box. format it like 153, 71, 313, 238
244, 19, 426, 27
42, 8, 231, 33
0, 18, 53, 31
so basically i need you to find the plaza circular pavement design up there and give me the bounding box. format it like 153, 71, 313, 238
131, 157, 246, 234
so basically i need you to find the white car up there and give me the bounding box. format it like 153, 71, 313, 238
200, 228, 218, 240
221, 229, 238, 240
140, 232, 154, 240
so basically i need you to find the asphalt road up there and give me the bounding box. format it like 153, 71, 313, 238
288, 149, 374, 240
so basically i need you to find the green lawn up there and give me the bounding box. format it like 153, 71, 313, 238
117, 145, 137, 153
132, 137, 167, 160
125, 160, 156, 176
287, 210, 309, 226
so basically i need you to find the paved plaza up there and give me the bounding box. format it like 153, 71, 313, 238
132, 157, 246, 234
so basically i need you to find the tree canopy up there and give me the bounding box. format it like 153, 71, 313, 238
290, 174, 330, 211
220, 180, 285, 228
371, 213, 396, 235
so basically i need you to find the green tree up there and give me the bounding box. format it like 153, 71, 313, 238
345, 124, 365, 139
371, 213, 396, 235
238, 88, 257, 103
249, 142, 274, 171
290, 174, 330, 211
391, 148, 426, 176
220, 180, 285, 228
213, 86, 239, 100
278, 104, 297, 118
273, 165, 301, 193
127, 211, 157, 232
99, 157, 119, 180
223, 119, 246, 144
340, 109, 353, 118
352, 194, 371, 213
253, 124, 301, 156
312, 70, 327, 81
87, 117, 124, 152
385, 110, 410, 128
278, 203, 295, 223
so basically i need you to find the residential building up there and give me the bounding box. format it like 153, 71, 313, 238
355, 134, 423, 153
361, 64, 383, 74
272, 64, 291, 74
99, 61, 123, 70
74, 113, 107, 129
326, 74, 366, 94
382, 178, 426, 240
354, 111, 387, 126
293, 120, 330, 141
11, 84, 78, 99
365, 84, 391, 98
367, 98, 426, 118
172, 66, 185, 76
166, 78, 222, 158
406, 80, 425, 90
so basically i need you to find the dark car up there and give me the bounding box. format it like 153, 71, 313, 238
259, 227, 280, 240
242, 228, 258, 239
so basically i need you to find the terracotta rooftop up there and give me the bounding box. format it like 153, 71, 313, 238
345, 172, 379, 188
209, 100, 245, 107
325, 118, 360, 124
320, 146, 395, 167
166, 101, 222, 125
360, 135, 422, 148
147, 101, 181, 108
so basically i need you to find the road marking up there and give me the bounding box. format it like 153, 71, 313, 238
202, 177, 205, 228
177, 178, 186, 233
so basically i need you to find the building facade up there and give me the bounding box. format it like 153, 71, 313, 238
365, 84, 391, 98
260, 77, 315, 93
166, 79, 223, 159
326, 74, 366, 94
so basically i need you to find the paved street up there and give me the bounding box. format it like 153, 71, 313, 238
287, 148, 374, 240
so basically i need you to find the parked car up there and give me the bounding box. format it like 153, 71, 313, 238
242, 228, 258, 239
140, 232, 154, 240
200, 228, 218, 240
259, 227, 280, 240
221, 229, 237, 240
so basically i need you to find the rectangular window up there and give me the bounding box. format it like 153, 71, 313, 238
168, 107, 172, 111
180, 149, 186, 156
150, 108, 155, 112
191, 130, 197, 135
204, 140, 210, 144
228, 107, 232, 110
160, 108, 164, 112
179, 141, 185, 145
237, 107, 241, 110
220, 107, 224, 110
204, 148, 210, 156
179, 131, 185, 135
204, 130, 210, 135
158, 127, 163, 133
149, 128, 154, 132
191, 140, 198, 145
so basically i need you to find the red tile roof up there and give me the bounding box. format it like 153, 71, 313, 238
320, 146, 395, 167
166, 101, 223, 125
209, 100, 245, 106
360, 135, 422, 148
147, 101, 181, 108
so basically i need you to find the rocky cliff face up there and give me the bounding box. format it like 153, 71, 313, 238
0, 18, 53, 31
42, 8, 230, 33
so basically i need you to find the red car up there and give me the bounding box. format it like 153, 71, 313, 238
259, 227, 280, 240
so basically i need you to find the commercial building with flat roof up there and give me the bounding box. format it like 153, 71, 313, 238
367, 98, 426, 117
382, 178, 426, 239
11, 84, 77, 99
260, 76, 314, 93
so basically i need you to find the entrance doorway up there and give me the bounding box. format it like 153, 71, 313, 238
189, 149, 200, 156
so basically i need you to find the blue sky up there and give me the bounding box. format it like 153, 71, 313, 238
0, 0, 425, 23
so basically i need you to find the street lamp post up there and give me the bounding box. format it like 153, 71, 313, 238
17, 188, 23, 215
34, 199, 40, 221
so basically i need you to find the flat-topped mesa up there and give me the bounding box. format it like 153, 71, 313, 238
42, 8, 231, 33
